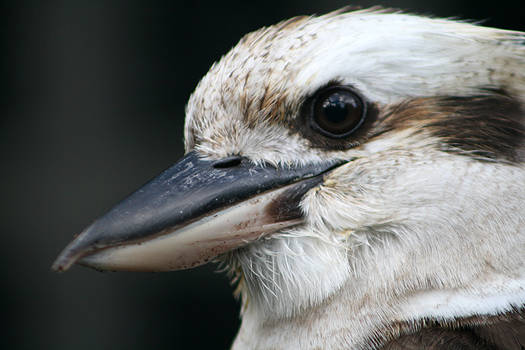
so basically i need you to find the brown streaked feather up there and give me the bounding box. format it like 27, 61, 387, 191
274, 15, 310, 32
472, 312, 525, 350
379, 309, 525, 350
378, 90, 525, 163
382, 328, 496, 350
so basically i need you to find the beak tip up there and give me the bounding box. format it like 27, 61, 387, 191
51, 255, 72, 273
52, 227, 103, 273
51, 244, 84, 273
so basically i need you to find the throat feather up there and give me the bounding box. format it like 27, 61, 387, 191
222, 232, 350, 318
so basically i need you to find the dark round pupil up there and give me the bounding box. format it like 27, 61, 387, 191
322, 93, 351, 124
313, 89, 363, 136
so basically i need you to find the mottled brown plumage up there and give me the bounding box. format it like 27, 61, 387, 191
382, 310, 525, 349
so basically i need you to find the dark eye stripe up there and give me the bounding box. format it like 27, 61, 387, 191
377, 89, 525, 163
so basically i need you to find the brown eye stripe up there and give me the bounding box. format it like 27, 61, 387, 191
377, 89, 525, 163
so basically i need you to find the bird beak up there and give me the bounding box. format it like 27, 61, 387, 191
52, 151, 340, 272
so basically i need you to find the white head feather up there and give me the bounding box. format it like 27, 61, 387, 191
184, 9, 525, 350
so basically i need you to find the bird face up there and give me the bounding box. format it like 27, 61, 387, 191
53, 8, 525, 345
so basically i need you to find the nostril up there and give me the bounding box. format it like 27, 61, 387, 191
212, 155, 243, 169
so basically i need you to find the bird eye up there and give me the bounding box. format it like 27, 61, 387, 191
311, 87, 366, 138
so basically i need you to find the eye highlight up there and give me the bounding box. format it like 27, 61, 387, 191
310, 87, 366, 138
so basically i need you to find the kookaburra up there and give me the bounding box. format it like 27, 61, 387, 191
53, 8, 525, 350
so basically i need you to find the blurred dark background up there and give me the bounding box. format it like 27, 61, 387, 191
1, 0, 522, 349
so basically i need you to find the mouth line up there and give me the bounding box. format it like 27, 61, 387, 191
52, 154, 346, 273
77, 166, 340, 265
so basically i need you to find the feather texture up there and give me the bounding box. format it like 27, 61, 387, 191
182, 8, 525, 350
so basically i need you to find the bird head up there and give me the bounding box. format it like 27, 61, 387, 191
53, 8, 525, 349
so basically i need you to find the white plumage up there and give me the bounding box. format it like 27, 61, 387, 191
54, 8, 525, 350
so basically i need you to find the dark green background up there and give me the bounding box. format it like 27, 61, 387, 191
2, 1, 522, 349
